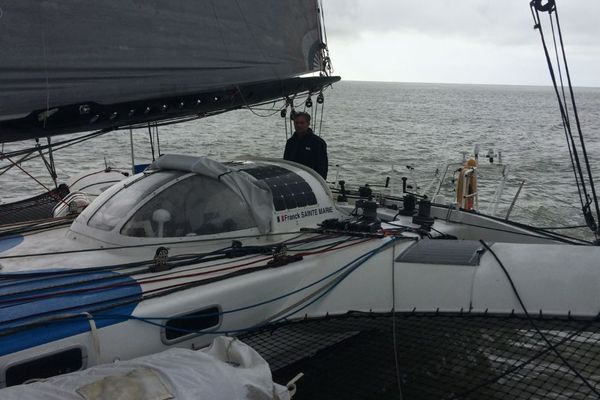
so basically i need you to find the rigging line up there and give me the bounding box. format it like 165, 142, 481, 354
553, 6, 600, 231
531, 4, 596, 233
0, 242, 256, 281
147, 123, 155, 161
317, 0, 332, 75
284, 232, 341, 246
295, 237, 372, 257
0, 244, 239, 286
0, 149, 36, 177
284, 105, 289, 141
0, 129, 110, 161
0, 230, 310, 260
450, 316, 597, 400
0, 135, 101, 173
237, 90, 287, 118
268, 237, 403, 324
34, 138, 54, 182
119, 242, 379, 323
388, 212, 588, 244
453, 217, 587, 244
479, 239, 600, 397
66, 238, 370, 296
532, 224, 587, 230
2, 155, 69, 209
531, 6, 585, 193
0, 219, 75, 239
0, 248, 252, 294
549, 15, 570, 126
121, 115, 205, 131
0, 254, 271, 307
318, 96, 325, 137
313, 96, 319, 136
0, 270, 149, 303
221, 244, 392, 326
46, 137, 57, 187
3, 237, 370, 320
391, 239, 404, 400
154, 122, 161, 156
2, 236, 347, 294
548, 11, 585, 214
4, 240, 388, 335
0, 258, 269, 308
286, 236, 359, 252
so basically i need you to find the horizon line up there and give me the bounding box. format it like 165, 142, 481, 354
336, 79, 600, 89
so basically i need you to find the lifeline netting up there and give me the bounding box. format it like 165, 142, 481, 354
0, 184, 69, 226
240, 312, 600, 399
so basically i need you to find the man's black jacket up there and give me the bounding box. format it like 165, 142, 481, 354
283, 129, 328, 179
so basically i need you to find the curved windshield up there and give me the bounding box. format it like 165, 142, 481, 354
88, 171, 184, 231
121, 174, 256, 237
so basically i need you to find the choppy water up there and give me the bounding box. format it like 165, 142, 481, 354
2, 81, 600, 237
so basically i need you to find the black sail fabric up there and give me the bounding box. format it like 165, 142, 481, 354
0, 0, 325, 140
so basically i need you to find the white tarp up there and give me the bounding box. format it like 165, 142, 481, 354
150, 155, 274, 234
0, 337, 290, 400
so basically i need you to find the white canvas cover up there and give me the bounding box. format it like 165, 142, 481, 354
0, 337, 290, 400
150, 155, 274, 234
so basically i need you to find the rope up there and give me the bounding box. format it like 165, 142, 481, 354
391, 239, 404, 399
478, 240, 600, 397
81, 312, 101, 365
0, 230, 315, 260
450, 315, 597, 399
530, 0, 600, 237
0, 130, 110, 161
0, 237, 378, 337
147, 123, 155, 161
1, 155, 70, 209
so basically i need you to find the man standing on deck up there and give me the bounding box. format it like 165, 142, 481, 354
283, 112, 328, 180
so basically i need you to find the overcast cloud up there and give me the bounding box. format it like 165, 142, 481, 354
323, 1, 600, 86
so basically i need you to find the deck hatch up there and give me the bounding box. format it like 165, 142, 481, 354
395, 240, 486, 266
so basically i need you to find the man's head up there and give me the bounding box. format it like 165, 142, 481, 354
293, 112, 311, 136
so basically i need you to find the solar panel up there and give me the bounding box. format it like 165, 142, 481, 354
241, 165, 318, 211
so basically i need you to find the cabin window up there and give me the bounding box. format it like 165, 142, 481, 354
88, 171, 183, 231
121, 175, 256, 237
162, 306, 221, 342
5, 348, 84, 387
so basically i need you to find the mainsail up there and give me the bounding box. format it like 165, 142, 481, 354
0, 0, 338, 141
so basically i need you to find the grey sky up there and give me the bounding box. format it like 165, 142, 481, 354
323, 1, 600, 87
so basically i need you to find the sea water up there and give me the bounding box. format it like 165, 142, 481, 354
2, 81, 600, 237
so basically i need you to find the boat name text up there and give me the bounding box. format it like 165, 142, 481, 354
276, 206, 334, 223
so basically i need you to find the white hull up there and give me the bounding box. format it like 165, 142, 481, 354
0, 156, 597, 388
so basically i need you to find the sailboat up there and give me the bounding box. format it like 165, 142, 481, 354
2, 0, 600, 398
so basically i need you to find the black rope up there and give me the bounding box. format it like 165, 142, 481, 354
147, 123, 155, 161
530, 0, 600, 237
547, 13, 591, 228
0, 129, 110, 161
553, 5, 600, 233
478, 239, 600, 397
450, 314, 597, 399
154, 122, 161, 156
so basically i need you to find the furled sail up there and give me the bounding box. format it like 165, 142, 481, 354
0, 0, 337, 141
